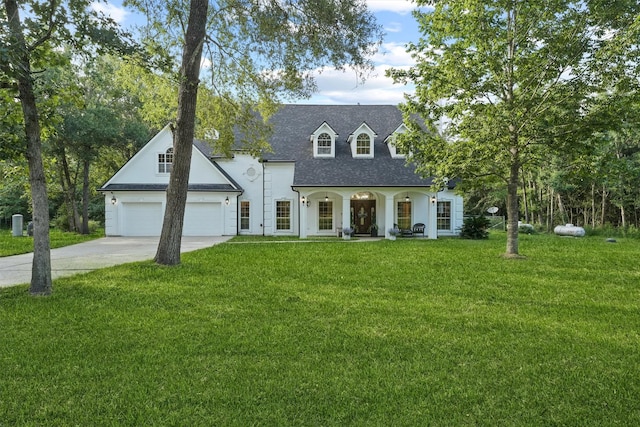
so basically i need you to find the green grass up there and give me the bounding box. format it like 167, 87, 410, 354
1, 233, 639, 425
0, 228, 104, 257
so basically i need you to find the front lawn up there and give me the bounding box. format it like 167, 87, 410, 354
0, 228, 104, 257
1, 233, 639, 425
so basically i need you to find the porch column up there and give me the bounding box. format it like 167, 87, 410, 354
427, 193, 438, 239
299, 195, 308, 239
384, 194, 394, 239
342, 194, 351, 239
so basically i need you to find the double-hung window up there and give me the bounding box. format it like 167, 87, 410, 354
437, 201, 451, 230
318, 201, 333, 231
240, 201, 250, 231
356, 134, 370, 155
158, 148, 173, 173
276, 200, 291, 231
317, 133, 332, 156
397, 201, 411, 230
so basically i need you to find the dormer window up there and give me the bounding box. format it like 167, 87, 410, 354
348, 123, 376, 158
311, 122, 337, 158
317, 133, 332, 155
158, 148, 173, 173
387, 124, 409, 159
356, 134, 371, 155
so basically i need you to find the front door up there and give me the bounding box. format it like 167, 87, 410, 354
351, 200, 376, 235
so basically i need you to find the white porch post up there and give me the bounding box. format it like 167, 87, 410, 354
342, 194, 351, 239
384, 194, 394, 239
427, 193, 438, 239
299, 195, 308, 239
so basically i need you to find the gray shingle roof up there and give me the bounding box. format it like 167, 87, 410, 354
261, 104, 434, 187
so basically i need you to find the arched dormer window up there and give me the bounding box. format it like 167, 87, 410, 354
317, 133, 332, 155
348, 123, 376, 158
158, 147, 173, 173
311, 122, 337, 158
356, 134, 371, 155
386, 124, 409, 159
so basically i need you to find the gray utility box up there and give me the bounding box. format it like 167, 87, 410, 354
12, 214, 23, 237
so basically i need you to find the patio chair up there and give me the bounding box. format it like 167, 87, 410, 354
412, 223, 425, 237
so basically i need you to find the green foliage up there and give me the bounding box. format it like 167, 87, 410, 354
1, 235, 640, 424
460, 215, 491, 239
122, 0, 383, 155
388, 0, 640, 254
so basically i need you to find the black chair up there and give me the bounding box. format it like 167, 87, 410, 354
412, 223, 425, 237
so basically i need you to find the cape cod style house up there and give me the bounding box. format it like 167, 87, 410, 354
100, 105, 463, 239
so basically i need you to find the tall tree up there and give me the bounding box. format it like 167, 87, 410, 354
388, 0, 639, 257
1, 0, 136, 294
154, 0, 209, 265
128, 0, 384, 265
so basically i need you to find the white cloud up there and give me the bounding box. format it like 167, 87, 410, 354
91, 2, 130, 24
302, 62, 414, 105
374, 42, 415, 66
366, 0, 416, 14
385, 21, 403, 33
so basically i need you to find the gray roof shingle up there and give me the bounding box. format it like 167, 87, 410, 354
261, 104, 434, 187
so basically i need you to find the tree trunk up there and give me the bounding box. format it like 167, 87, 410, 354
506, 156, 520, 256
81, 159, 90, 234
154, 0, 209, 265
521, 168, 529, 224
5, 0, 52, 295
591, 183, 596, 228
58, 146, 81, 232
601, 185, 607, 226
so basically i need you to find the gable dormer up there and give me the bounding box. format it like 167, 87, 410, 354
310, 122, 338, 158
347, 123, 377, 159
385, 124, 409, 159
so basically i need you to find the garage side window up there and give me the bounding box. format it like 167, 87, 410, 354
158, 148, 173, 173
240, 201, 250, 230
276, 200, 291, 231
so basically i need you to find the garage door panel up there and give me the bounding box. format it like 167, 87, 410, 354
183, 202, 222, 236
123, 202, 163, 236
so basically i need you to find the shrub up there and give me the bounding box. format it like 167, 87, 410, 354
460, 215, 490, 239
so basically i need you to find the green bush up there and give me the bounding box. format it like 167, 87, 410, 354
460, 215, 490, 239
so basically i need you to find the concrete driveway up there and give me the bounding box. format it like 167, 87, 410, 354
0, 236, 232, 288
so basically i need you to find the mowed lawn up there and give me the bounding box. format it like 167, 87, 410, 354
1, 234, 639, 425
0, 229, 103, 257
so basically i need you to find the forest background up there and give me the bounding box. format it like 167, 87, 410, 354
2, 0, 640, 235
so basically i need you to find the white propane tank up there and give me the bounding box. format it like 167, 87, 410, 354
554, 224, 585, 237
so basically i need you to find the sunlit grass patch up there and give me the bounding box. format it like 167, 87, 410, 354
1, 233, 639, 425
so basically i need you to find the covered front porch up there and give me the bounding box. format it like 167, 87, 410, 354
296, 188, 440, 240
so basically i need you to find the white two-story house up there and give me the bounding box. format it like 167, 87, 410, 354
100, 105, 463, 239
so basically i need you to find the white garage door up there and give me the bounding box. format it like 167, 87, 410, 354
123, 202, 163, 236
183, 202, 222, 236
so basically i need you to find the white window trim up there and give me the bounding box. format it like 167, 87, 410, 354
240, 200, 251, 232
157, 147, 173, 175
437, 200, 452, 231
314, 132, 335, 158
311, 123, 337, 158
275, 199, 293, 232
317, 199, 334, 234
348, 124, 376, 159
386, 126, 409, 159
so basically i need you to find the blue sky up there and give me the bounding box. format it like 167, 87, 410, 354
95, 0, 425, 105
